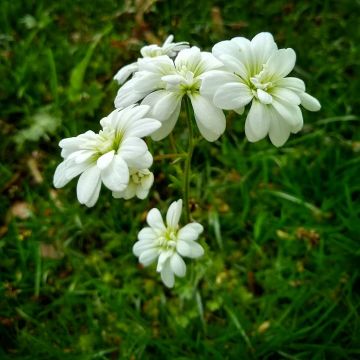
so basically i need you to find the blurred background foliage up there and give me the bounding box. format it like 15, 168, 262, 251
0, 0, 359, 358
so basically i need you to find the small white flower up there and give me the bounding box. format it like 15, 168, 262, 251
201, 32, 321, 147
53, 105, 161, 207
112, 168, 154, 200
133, 199, 204, 288
115, 46, 226, 142
114, 35, 189, 84
140, 35, 189, 58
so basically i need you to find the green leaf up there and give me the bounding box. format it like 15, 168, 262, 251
68, 25, 112, 102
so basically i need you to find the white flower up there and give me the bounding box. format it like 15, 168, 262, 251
201, 32, 321, 147
114, 35, 189, 84
133, 199, 204, 287
141, 35, 189, 58
115, 46, 226, 142
53, 105, 161, 207
112, 168, 154, 200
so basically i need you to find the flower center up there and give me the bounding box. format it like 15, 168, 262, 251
247, 69, 275, 103
250, 75, 273, 92
86, 127, 124, 162
130, 169, 149, 185
157, 228, 178, 250
177, 66, 201, 94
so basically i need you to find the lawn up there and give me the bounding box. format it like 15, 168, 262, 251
0, 0, 359, 359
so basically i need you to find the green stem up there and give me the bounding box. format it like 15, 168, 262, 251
183, 96, 195, 223
154, 153, 187, 161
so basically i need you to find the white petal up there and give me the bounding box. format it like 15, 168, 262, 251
245, 101, 271, 142
161, 74, 184, 85
124, 117, 161, 138
268, 108, 292, 147
160, 262, 175, 288
140, 44, 161, 57
156, 250, 173, 272
131, 71, 162, 93
140, 171, 154, 190
231, 37, 252, 65
151, 102, 181, 141
147, 208, 166, 231
53, 161, 71, 188
299, 92, 321, 111
177, 223, 204, 241
190, 94, 226, 142
114, 80, 149, 108
100, 109, 116, 128
85, 177, 102, 207
59, 136, 82, 149
76, 165, 101, 206
200, 70, 240, 99
74, 150, 94, 164
64, 159, 91, 180
177, 240, 204, 258
170, 253, 186, 277
174, 47, 201, 72
275, 77, 305, 92
250, 32, 277, 71
163, 34, 174, 45
198, 52, 223, 72
176, 240, 192, 257
216, 54, 248, 79
142, 89, 166, 108
272, 100, 303, 129
138, 55, 174, 74
265, 48, 296, 80
136, 187, 150, 200
96, 150, 115, 170
153, 91, 182, 121
133, 240, 156, 257
138, 227, 157, 241
290, 106, 304, 133
101, 155, 129, 192
272, 87, 301, 105
114, 62, 138, 84
213, 82, 253, 110
113, 105, 151, 132
135, 172, 154, 200
125, 151, 153, 169
113, 182, 136, 200
257, 89, 273, 104
110, 105, 161, 137
234, 107, 245, 115
212, 40, 240, 60
142, 89, 182, 123
119, 137, 147, 162
139, 248, 159, 266
166, 199, 183, 229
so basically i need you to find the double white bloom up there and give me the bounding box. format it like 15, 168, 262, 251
133, 199, 204, 287
201, 32, 321, 146
114, 35, 189, 85
115, 46, 226, 142
53, 105, 160, 206
112, 168, 154, 200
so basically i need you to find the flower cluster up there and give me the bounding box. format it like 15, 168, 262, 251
115, 46, 226, 141
54, 33, 320, 287
201, 32, 320, 146
114, 35, 189, 85
53, 105, 160, 206
133, 199, 204, 288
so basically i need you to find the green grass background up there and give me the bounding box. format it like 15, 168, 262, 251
0, 0, 359, 359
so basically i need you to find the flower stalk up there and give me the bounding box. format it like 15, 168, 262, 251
183, 96, 195, 223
